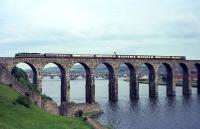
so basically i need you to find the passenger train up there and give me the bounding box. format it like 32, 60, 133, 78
15, 53, 186, 60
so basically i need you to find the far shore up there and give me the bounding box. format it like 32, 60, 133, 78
138, 82, 197, 87
123, 79, 197, 87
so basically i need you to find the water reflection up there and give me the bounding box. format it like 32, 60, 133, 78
42, 78, 200, 129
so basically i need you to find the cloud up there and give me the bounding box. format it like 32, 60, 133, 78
0, 0, 200, 59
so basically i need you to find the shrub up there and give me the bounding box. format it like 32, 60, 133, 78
12, 67, 39, 92
12, 101, 16, 105
83, 117, 87, 121
12, 67, 28, 81
16, 96, 32, 108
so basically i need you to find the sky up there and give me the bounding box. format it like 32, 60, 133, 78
0, 0, 200, 59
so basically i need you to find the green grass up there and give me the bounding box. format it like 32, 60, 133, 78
0, 83, 93, 129
83, 112, 95, 117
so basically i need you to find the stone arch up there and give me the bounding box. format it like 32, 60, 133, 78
95, 62, 118, 101
139, 63, 157, 98
78, 62, 91, 75
157, 63, 175, 96
70, 62, 94, 103
194, 63, 200, 94
42, 62, 66, 77
42, 62, 66, 104
98, 62, 114, 73
177, 63, 191, 95
11, 62, 37, 88
79, 62, 93, 103
119, 63, 138, 99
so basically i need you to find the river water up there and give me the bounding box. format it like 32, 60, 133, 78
42, 77, 200, 129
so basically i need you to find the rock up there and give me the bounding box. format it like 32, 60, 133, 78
41, 99, 59, 115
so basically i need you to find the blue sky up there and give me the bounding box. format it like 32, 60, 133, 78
0, 0, 200, 59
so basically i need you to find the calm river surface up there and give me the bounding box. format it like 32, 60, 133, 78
42, 77, 200, 129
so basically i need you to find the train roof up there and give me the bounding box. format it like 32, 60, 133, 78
16, 52, 42, 54
15, 53, 186, 59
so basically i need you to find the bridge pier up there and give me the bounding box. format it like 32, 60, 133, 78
183, 78, 192, 95
182, 66, 192, 95
195, 64, 200, 95
85, 69, 95, 103
35, 68, 42, 93
198, 70, 200, 95
130, 70, 139, 99
149, 71, 158, 98
164, 64, 176, 96
109, 72, 118, 101
35, 76, 42, 93
60, 76, 68, 103
59, 67, 70, 104
66, 69, 70, 103
166, 73, 176, 96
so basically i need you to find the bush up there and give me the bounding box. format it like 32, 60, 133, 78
16, 96, 32, 108
12, 67, 28, 81
12, 67, 39, 92
83, 117, 87, 121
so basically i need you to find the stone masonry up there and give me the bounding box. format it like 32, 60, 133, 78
0, 56, 200, 107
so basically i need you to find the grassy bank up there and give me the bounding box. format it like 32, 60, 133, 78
0, 83, 92, 129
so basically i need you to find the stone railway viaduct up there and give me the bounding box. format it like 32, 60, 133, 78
0, 56, 200, 105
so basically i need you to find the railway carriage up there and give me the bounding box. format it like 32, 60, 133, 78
44, 53, 72, 58
15, 53, 186, 60
15, 53, 43, 58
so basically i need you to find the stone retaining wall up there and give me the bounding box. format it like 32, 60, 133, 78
41, 99, 59, 115
59, 102, 102, 116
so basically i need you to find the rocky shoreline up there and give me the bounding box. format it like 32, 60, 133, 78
41, 100, 108, 129
58, 102, 107, 129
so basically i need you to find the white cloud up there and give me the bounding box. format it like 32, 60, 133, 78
0, 0, 200, 59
